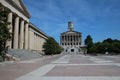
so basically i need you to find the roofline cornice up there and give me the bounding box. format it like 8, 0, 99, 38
29, 23, 49, 38
5, 0, 31, 18
61, 31, 82, 35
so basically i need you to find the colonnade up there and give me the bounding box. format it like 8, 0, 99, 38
6, 12, 29, 49
61, 34, 81, 46
33, 33, 42, 51
28, 24, 47, 52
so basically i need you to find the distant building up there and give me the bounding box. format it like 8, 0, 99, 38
0, 0, 48, 53
60, 21, 85, 53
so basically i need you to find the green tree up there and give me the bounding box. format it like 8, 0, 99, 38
43, 37, 63, 55
84, 35, 93, 53
84, 36, 120, 54
0, 7, 11, 61
97, 38, 120, 54
103, 38, 113, 43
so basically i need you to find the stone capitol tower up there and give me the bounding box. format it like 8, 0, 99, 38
60, 21, 83, 53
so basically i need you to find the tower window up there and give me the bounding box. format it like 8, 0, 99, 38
76, 43, 78, 45
65, 43, 66, 45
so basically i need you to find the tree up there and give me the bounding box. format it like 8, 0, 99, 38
94, 38, 120, 54
103, 38, 113, 43
84, 36, 120, 54
43, 37, 63, 55
84, 35, 93, 53
0, 7, 11, 61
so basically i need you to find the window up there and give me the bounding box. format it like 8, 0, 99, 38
76, 43, 78, 45
79, 43, 81, 45
65, 43, 66, 45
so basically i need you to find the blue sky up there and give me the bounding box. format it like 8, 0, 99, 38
23, 0, 120, 44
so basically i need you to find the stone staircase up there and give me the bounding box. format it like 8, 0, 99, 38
8, 49, 42, 61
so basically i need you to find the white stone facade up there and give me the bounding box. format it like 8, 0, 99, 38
29, 23, 48, 52
0, 0, 48, 53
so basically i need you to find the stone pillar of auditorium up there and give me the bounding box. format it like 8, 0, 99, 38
19, 20, 24, 49
13, 16, 19, 49
33, 33, 36, 50
36, 35, 38, 50
25, 23, 29, 49
35, 34, 37, 50
37, 35, 39, 50
6, 12, 13, 48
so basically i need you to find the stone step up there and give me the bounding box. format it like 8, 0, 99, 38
8, 49, 42, 60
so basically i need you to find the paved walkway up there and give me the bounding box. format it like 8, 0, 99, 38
16, 54, 120, 80
0, 54, 120, 80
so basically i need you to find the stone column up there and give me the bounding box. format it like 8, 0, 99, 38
38, 36, 40, 50
38, 36, 41, 50
36, 35, 38, 50
6, 12, 12, 48
34, 34, 37, 50
25, 23, 28, 49
35, 34, 37, 50
33, 33, 35, 50
32, 32, 34, 50
19, 20, 24, 49
13, 16, 19, 49
38, 36, 39, 50
37, 36, 39, 50
75, 35, 77, 45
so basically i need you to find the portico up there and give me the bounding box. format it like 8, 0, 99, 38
6, 11, 29, 49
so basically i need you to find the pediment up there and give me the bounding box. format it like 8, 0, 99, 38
12, 0, 22, 10
12, 0, 30, 18
61, 31, 81, 35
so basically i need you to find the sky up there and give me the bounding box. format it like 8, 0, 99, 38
23, 0, 120, 44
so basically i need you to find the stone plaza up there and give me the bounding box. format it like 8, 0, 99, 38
0, 54, 120, 80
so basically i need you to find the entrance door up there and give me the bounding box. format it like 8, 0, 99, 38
71, 49, 74, 52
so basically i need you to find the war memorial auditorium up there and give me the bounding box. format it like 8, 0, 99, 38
0, 0, 48, 58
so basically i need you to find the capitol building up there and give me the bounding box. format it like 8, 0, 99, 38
60, 21, 85, 53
